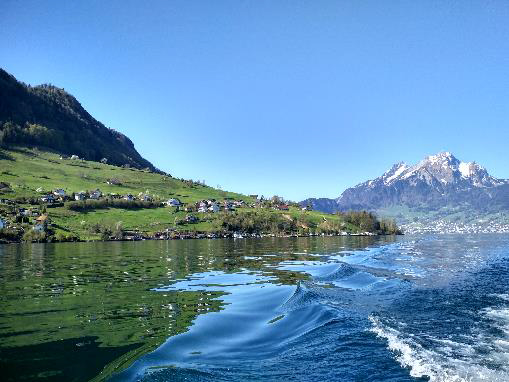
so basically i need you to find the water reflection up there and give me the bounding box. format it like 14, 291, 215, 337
0, 236, 396, 381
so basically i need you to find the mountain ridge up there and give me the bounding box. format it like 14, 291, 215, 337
0, 68, 159, 172
302, 152, 509, 221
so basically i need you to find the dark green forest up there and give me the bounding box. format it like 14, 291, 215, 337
0, 68, 157, 171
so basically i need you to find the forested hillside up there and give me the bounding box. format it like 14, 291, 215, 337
0, 68, 157, 171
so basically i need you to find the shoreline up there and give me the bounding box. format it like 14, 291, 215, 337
0, 230, 400, 245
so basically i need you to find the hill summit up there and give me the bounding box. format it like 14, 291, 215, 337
302, 152, 509, 223
0, 68, 157, 171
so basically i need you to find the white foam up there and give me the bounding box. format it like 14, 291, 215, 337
369, 315, 509, 382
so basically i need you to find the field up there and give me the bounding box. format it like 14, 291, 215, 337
0, 147, 358, 241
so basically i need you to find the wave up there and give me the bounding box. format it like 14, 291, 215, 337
369, 312, 509, 382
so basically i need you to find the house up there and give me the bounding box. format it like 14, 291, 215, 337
70, 155, 80, 160
166, 198, 182, 207
41, 194, 55, 204
19, 208, 31, 217
234, 200, 246, 207
301, 206, 312, 211
185, 215, 199, 223
100, 158, 108, 164
208, 203, 220, 213
124, 194, 135, 201
34, 215, 50, 232
75, 191, 87, 201
90, 189, 102, 200
275, 204, 289, 211
224, 201, 235, 211
53, 189, 66, 197
197, 200, 208, 212
142, 194, 153, 202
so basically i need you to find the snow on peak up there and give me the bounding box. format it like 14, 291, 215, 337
384, 162, 409, 184
426, 151, 458, 165
459, 161, 474, 178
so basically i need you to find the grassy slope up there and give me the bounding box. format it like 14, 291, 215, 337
0, 148, 351, 240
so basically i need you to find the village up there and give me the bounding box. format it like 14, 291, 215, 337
0, 183, 318, 243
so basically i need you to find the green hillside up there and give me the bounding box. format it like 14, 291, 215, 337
0, 147, 398, 242
0, 68, 156, 170
0, 69, 399, 242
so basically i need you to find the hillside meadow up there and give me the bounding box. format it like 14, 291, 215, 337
0, 148, 367, 241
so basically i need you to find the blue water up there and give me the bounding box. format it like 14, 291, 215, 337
110, 234, 509, 382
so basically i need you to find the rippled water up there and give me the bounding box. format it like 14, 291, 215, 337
1, 235, 509, 381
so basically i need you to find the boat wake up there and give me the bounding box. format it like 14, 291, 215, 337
369, 292, 509, 382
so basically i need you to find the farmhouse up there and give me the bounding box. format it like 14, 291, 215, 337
34, 215, 50, 232
90, 189, 102, 199
166, 198, 182, 207
41, 194, 55, 203
75, 191, 87, 201
208, 203, 220, 213
53, 189, 66, 197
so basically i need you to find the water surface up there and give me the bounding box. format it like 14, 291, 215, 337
1, 235, 508, 381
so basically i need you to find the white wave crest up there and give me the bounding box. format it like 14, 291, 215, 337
369, 315, 508, 382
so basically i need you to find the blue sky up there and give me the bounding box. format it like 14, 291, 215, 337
1, 1, 508, 200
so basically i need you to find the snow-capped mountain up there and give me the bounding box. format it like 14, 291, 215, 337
302, 152, 509, 216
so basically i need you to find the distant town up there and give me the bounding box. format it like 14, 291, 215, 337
402, 219, 509, 234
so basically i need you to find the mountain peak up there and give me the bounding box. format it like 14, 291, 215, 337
424, 151, 459, 165
303, 152, 509, 219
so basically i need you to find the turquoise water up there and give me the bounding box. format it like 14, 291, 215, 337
1, 235, 509, 381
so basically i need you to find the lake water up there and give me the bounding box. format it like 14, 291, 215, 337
1, 235, 509, 381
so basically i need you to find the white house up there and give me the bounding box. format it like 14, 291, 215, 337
53, 189, 66, 197
70, 155, 80, 160
41, 194, 55, 203
198, 205, 208, 213
166, 198, 181, 207
75, 191, 87, 201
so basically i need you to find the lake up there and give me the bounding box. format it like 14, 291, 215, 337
1, 235, 509, 381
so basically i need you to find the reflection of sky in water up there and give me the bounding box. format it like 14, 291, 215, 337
2, 235, 509, 382
154, 270, 277, 291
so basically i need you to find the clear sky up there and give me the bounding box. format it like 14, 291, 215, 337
1, 1, 508, 201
